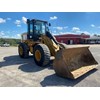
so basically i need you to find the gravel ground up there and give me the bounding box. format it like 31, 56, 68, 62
0, 45, 100, 87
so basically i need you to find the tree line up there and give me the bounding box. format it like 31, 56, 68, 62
0, 38, 21, 46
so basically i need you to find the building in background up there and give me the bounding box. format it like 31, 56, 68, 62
55, 33, 90, 44
84, 36, 100, 44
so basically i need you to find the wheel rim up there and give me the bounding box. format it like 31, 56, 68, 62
35, 50, 41, 61
19, 46, 23, 55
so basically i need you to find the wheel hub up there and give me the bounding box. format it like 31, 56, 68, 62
35, 50, 41, 61
19, 46, 23, 55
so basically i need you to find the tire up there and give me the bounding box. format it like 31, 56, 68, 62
33, 44, 50, 67
18, 43, 29, 58
59, 43, 67, 49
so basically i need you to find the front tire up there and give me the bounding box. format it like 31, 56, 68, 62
33, 44, 50, 67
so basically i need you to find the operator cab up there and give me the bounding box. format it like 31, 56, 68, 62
27, 19, 50, 41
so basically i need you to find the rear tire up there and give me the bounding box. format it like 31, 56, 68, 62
33, 44, 50, 67
18, 43, 29, 58
59, 43, 67, 49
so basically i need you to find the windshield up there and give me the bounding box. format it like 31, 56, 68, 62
34, 21, 47, 35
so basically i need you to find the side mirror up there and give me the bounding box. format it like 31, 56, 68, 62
27, 19, 30, 23
49, 23, 51, 26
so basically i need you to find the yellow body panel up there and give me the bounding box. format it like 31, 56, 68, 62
41, 35, 59, 56
22, 35, 59, 56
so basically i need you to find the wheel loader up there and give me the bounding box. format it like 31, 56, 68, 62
18, 19, 98, 79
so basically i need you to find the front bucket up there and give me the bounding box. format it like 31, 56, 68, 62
53, 46, 98, 79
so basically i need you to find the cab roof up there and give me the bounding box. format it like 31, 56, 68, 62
27, 19, 48, 23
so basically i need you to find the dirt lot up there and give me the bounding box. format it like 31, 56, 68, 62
0, 45, 100, 87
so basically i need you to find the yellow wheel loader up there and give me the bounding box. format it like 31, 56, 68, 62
18, 19, 98, 79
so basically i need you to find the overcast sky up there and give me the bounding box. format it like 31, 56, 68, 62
0, 12, 100, 38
